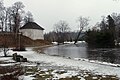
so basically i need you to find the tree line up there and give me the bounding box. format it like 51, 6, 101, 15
0, 1, 34, 33
0, 1, 34, 56
45, 13, 120, 48
85, 14, 120, 48
44, 16, 89, 44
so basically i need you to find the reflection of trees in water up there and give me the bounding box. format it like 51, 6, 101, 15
101, 50, 116, 63
87, 49, 117, 63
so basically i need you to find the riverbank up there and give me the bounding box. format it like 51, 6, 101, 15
0, 33, 51, 48
32, 45, 53, 53
9, 48, 120, 79
0, 47, 120, 80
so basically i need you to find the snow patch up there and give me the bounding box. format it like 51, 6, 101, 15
8, 48, 120, 78
19, 75, 36, 80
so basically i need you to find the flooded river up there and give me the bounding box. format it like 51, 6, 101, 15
43, 42, 120, 64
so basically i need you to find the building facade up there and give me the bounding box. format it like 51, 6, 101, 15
20, 22, 44, 40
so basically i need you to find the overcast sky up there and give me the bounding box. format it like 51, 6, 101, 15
3, 0, 120, 32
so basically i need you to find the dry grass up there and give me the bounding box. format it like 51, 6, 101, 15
0, 61, 118, 80
24, 65, 119, 80
0, 33, 51, 47
0, 65, 24, 80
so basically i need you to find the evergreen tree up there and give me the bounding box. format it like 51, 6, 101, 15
107, 15, 116, 41
85, 15, 116, 48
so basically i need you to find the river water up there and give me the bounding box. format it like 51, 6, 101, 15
43, 42, 120, 64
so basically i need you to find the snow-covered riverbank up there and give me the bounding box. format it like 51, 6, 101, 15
6, 48, 120, 79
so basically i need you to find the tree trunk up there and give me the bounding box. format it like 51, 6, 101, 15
74, 29, 83, 44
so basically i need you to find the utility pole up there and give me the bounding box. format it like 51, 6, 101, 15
3, 33, 8, 57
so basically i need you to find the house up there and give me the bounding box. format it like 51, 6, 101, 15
20, 22, 44, 40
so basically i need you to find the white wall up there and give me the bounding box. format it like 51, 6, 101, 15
20, 29, 44, 40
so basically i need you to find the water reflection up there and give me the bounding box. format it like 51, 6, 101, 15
44, 44, 88, 58
87, 49, 118, 63
43, 43, 120, 64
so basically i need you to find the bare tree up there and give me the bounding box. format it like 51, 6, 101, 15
74, 16, 90, 44
54, 20, 70, 43
24, 11, 34, 23
11, 2, 25, 50
4, 8, 10, 32
0, 0, 5, 31
6, 7, 14, 32
12, 1, 25, 33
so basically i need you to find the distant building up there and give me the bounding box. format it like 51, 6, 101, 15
20, 22, 44, 40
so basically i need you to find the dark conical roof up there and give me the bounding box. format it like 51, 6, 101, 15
20, 22, 44, 30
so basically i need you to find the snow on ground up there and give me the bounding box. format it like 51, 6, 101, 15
52, 41, 86, 45
0, 58, 16, 63
0, 57, 12, 61
10, 48, 120, 78
52, 70, 79, 79
0, 63, 17, 66
19, 75, 36, 80
74, 58, 120, 67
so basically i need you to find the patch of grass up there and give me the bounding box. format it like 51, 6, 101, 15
60, 76, 80, 80
24, 66, 38, 76
24, 66, 54, 80
0, 64, 24, 80
24, 65, 119, 80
